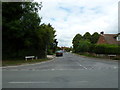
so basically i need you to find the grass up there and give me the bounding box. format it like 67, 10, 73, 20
76, 53, 120, 60
78, 54, 101, 58
2, 58, 52, 66
79, 53, 97, 58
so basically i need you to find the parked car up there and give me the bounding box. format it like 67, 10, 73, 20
56, 50, 63, 56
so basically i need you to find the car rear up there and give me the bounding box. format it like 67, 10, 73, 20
56, 50, 63, 57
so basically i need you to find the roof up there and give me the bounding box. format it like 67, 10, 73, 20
103, 34, 118, 44
97, 34, 120, 45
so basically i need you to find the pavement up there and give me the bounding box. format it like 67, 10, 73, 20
47, 55, 56, 59
2, 52, 118, 88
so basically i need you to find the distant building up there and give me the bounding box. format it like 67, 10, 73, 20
97, 32, 120, 45
61, 46, 69, 50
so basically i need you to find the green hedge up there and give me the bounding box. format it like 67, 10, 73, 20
78, 40, 91, 53
94, 44, 120, 54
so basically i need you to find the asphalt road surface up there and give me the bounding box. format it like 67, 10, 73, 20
2, 52, 118, 88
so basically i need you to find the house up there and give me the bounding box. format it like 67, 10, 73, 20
97, 32, 120, 45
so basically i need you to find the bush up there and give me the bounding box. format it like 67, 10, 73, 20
89, 44, 96, 53
77, 40, 91, 53
94, 44, 120, 54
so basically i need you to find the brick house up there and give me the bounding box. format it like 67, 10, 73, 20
97, 32, 120, 45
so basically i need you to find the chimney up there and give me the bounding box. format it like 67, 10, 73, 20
100, 31, 104, 35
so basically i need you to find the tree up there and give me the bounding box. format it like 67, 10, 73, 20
72, 34, 82, 53
78, 40, 91, 53
91, 32, 100, 44
64, 47, 72, 52
2, 2, 26, 59
37, 23, 56, 56
2, 2, 57, 59
2, 2, 45, 59
83, 32, 91, 41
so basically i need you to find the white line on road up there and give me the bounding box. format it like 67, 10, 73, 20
3, 69, 85, 71
8, 81, 88, 84
77, 63, 88, 69
113, 66, 118, 69
8, 81, 50, 84
51, 69, 55, 71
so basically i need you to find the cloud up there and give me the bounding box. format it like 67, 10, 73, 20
34, 0, 118, 47
59, 6, 71, 13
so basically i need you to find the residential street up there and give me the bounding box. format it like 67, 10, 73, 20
2, 52, 118, 88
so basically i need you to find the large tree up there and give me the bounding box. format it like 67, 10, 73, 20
91, 32, 100, 44
83, 32, 91, 41
2, 2, 57, 59
2, 2, 27, 59
72, 34, 82, 53
37, 23, 56, 57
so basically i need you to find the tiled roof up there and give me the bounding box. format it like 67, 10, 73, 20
97, 34, 120, 45
103, 34, 118, 45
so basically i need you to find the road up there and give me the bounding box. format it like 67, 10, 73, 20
2, 52, 118, 88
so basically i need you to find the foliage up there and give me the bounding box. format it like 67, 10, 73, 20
77, 40, 91, 53
64, 47, 72, 52
94, 44, 120, 54
83, 32, 91, 41
47, 49, 54, 55
91, 32, 100, 44
56, 47, 62, 51
72, 33, 92, 53
2, 2, 56, 60
72, 34, 82, 53
37, 24, 56, 56
89, 44, 96, 53
72, 32, 119, 55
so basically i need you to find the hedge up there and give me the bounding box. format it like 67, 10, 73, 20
94, 44, 120, 54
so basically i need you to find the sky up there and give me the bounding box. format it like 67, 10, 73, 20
34, 0, 119, 47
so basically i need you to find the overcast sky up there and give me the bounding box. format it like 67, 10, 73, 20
34, 0, 118, 47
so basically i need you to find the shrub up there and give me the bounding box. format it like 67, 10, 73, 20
78, 40, 91, 53
94, 44, 120, 54
89, 44, 96, 53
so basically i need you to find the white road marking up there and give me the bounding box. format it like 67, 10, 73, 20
113, 66, 118, 69
41, 69, 76, 71
8, 81, 88, 84
77, 81, 88, 83
79, 64, 82, 66
51, 69, 55, 71
82, 66, 87, 69
3, 68, 87, 71
8, 81, 50, 84
76, 62, 88, 69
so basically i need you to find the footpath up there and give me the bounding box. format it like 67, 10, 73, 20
47, 55, 56, 59
1, 55, 56, 68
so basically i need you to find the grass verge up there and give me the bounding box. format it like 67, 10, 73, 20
75, 53, 120, 60
77, 53, 101, 59
2, 58, 52, 66
79, 53, 98, 58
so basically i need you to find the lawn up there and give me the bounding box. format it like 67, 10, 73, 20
77, 53, 120, 60
2, 58, 52, 66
